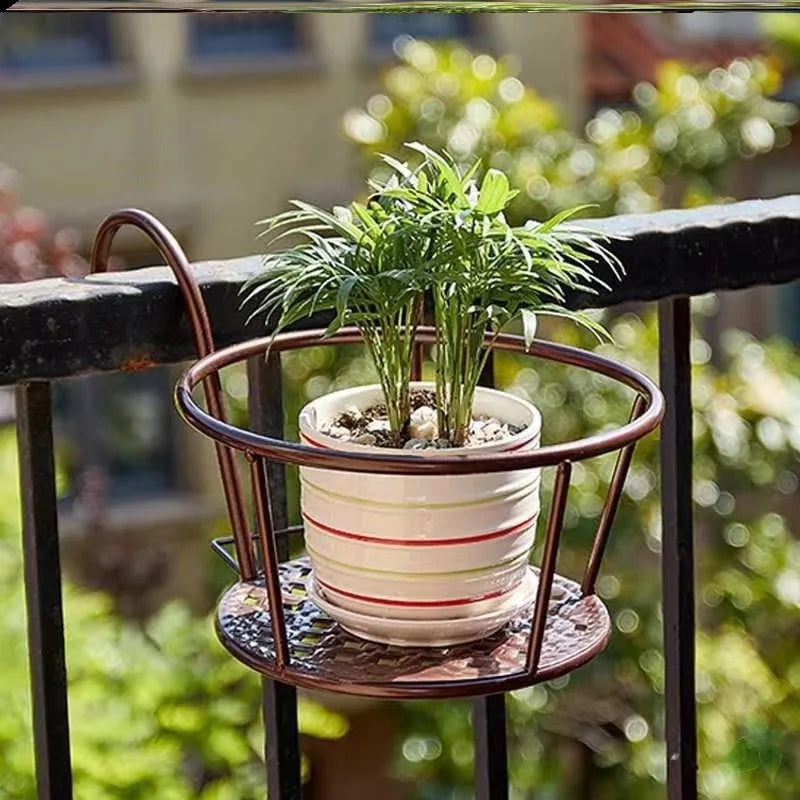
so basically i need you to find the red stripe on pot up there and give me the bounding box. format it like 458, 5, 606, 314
302, 512, 536, 546
301, 432, 336, 450
315, 576, 514, 608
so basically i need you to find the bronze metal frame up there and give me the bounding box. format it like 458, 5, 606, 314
91, 207, 665, 700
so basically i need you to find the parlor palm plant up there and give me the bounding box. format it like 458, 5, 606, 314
242, 144, 624, 645
242, 142, 621, 447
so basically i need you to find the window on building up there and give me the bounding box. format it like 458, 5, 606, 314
55, 367, 179, 508
189, 12, 301, 61
0, 13, 114, 72
370, 11, 473, 50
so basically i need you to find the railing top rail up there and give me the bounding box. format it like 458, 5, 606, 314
1, 195, 799, 385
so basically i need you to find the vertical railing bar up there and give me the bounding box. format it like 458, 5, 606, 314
658, 296, 698, 800
411, 341, 424, 382
581, 394, 647, 595
471, 349, 509, 800
247, 354, 301, 800
527, 460, 572, 674
16, 380, 73, 800
262, 679, 303, 800
473, 693, 509, 800
248, 455, 290, 669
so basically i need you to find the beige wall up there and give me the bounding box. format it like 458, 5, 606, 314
0, 12, 583, 263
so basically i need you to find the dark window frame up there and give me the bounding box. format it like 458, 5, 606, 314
54, 367, 181, 511
187, 10, 307, 63
367, 9, 477, 52
0, 13, 119, 75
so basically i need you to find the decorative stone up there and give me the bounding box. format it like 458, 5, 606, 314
482, 422, 501, 439
350, 433, 377, 446
410, 405, 437, 424
408, 419, 438, 441
366, 419, 391, 433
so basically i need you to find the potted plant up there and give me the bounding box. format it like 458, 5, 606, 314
242, 143, 621, 646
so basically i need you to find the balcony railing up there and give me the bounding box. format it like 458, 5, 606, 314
4, 194, 800, 800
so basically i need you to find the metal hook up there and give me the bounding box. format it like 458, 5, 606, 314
90, 208, 255, 579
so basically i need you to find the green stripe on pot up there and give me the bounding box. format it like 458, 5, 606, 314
300, 474, 540, 511
305, 544, 530, 579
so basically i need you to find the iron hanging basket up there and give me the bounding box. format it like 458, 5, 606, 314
92, 208, 665, 701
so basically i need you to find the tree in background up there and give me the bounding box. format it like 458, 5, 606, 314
343, 40, 796, 221
3, 35, 800, 800
331, 38, 800, 799
0, 163, 87, 283
0, 430, 348, 799
761, 13, 800, 76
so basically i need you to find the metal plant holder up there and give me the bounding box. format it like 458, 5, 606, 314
92, 209, 664, 701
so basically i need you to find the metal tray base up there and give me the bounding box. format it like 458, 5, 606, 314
216, 556, 611, 700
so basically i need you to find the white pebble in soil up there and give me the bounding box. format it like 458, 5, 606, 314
407, 405, 439, 441
320, 424, 352, 440
366, 419, 391, 434
469, 417, 512, 445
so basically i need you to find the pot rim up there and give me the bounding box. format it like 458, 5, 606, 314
298, 381, 541, 457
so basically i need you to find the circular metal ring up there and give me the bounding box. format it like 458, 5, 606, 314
174, 326, 664, 475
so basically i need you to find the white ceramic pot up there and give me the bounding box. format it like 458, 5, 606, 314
298, 382, 542, 644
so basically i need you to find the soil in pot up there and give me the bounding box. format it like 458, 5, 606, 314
319, 387, 526, 450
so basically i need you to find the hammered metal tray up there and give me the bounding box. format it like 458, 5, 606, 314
216, 557, 611, 699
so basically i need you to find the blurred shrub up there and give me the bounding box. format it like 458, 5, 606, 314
0, 429, 347, 799
343, 40, 796, 221
274, 311, 799, 800
761, 13, 800, 75
0, 163, 88, 282
335, 38, 800, 798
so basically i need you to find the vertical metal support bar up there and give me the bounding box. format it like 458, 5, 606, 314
247, 354, 301, 800
16, 380, 73, 800
91, 211, 254, 579
472, 350, 507, 800
527, 461, 572, 674
581, 394, 646, 595
248, 353, 289, 540
658, 297, 697, 800
473, 694, 509, 800
249, 456, 290, 669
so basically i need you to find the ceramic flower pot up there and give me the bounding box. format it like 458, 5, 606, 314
298, 382, 542, 646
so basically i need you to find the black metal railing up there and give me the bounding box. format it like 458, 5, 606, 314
3, 194, 800, 800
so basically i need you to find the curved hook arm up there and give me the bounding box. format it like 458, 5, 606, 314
90, 208, 255, 579
90, 208, 215, 358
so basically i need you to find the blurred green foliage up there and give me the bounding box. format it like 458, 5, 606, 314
335, 38, 800, 799
390, 311, 800, 799
0, 429, 347, 799
761, 13, 800, 75
343, 40, 797, 221
273, 308, 800, 799
5, 35, 800, 800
